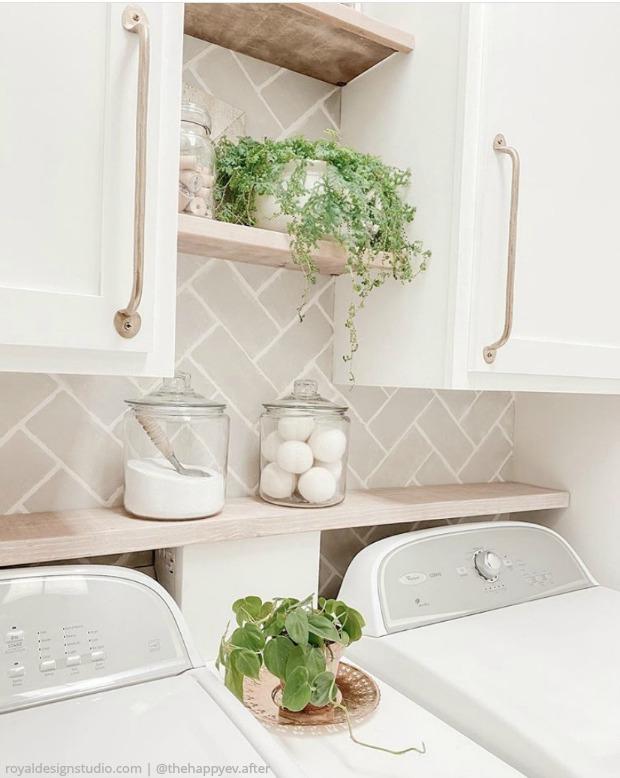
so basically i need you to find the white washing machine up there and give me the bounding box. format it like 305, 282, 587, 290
0, 566, 302, 776
339, 521, 620, 778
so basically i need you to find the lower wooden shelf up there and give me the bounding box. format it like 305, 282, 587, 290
0, 483, 568, 567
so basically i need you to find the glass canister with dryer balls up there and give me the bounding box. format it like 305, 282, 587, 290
259, 380, 349, 507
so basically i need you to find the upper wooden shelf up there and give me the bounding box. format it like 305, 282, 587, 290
183, 3, 414, 86
0, 483, 568, 567
178, 214, 355, 275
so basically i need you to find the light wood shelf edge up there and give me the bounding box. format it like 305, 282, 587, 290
177, 215, 386, 275
286, 3, 416, 53
0, 483, 569, 567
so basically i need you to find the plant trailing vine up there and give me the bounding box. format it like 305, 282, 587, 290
217, 594, 426, 756
214, 135, 430, 380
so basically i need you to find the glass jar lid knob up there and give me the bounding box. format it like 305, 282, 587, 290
293, 379, 320, 400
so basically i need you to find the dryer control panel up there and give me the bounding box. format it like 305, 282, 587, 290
0, 568, 193, 713
339, 522, 595, 635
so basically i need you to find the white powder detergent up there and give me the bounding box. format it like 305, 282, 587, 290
124, 458, 225, 519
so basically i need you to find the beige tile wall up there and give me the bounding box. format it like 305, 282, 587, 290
1, 38, 514, 594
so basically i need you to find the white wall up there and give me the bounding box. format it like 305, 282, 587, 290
513, 393, 620, 589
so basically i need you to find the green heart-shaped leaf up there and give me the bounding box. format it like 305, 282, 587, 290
264, 635, 294, 681
231, 648, 261, 680
285, 609, 309, 646
308, 613, 340, 643
305, 646, 326, 682
224, 663, 244, 701
281, 666, 312, 712
310, 670, 337, 707
232, 596, 263, 625
230, 624, 265, 652
342, 608, 365, 643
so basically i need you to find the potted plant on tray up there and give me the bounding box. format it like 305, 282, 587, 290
217, 594, 426, 755
214, 135, 431, 380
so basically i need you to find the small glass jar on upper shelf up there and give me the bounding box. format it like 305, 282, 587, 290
179, 101, 215, 218
259, 380, 349, 508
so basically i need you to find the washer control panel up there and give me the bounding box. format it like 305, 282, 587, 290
379, 523, 593, 633
0, 570, 192, 713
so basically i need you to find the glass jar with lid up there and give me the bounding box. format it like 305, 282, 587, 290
259, 380, 349, 508
123, 372, 229, 520
179, 101, 215, 218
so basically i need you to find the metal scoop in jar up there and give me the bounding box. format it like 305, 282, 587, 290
135, 413, 209, 478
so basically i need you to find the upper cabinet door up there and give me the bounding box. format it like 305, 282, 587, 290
334, 3, 467, 388
0, 3, 182, 375
468, 3, 620, 388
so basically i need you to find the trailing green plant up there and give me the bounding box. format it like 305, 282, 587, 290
217, 594, 363, 711
214, 135, 430, 380
217, 594, 426, 757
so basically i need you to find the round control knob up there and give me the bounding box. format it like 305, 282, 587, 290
474, 550, 502, 581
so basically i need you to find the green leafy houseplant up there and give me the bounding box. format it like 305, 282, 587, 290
217, 595, 363, 712
217, 594, 426, 756
214, 136, 431, 379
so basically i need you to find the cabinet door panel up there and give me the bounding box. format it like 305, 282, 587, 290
0, 3, 181, 374
469, 3, 620, 380
334, 3, 465, 388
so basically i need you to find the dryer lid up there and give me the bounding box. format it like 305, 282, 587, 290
348, 587, 620, 778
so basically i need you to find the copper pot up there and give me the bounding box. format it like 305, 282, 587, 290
274, 642, 345, 723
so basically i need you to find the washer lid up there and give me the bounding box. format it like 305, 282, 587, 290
2, 672, 266, 764
347, 587, 620, 778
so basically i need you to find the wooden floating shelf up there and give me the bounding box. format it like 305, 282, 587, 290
178, 214, 358, 275
184, 3, 415, 86
0, 483, 568, 567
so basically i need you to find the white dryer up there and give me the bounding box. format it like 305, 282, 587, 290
0, 566, 301, 777
339, 521, 619, 778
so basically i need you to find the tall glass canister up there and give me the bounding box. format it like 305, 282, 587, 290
123, 373, 229, 519
259, 380, 349, 507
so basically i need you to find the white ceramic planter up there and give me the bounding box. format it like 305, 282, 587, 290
254, 159, 329, 233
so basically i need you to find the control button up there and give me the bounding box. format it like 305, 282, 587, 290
39, 659, 56, 672
456, 566, 469, 576
474, 550, 502, 581
8, 664, 24, 678
66, 653, 81, 667
503, 558, 513, 567
6, 629, 24, 642
90, 650, 106, 662
399, 572, 427, 585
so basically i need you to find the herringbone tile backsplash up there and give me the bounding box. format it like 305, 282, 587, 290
1, 37, 514, 594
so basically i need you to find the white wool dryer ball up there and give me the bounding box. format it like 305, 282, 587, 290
309, 428, 347, 464
316, 458, 343, 480
278, 415, 315, 442
276, 440, 314, 474
260, 463, 296, 499
298, 467, 337, 504
262, 430, 284, 462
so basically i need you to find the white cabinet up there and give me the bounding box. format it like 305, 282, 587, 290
335, 3, 620, 393
0, 3, 182, 375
